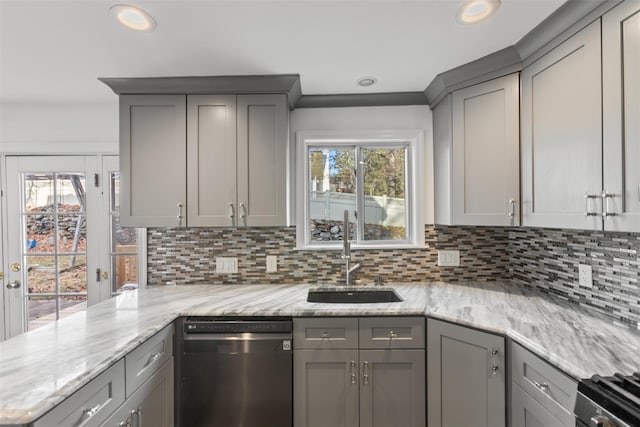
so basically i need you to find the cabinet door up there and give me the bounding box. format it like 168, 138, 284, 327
120, 95, 187, 227
451, 74, 520, 226
427, 319, 505, 427
359, 349, 425, 427
512, 382, 553, 427
237, 94, 288, 226
187, 95, 238, 227
102, 359, 174, 427
294, 349, 359, 427
603, 1, 640, 232
521, 20, 602, 230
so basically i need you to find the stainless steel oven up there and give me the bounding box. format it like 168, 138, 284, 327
175, 317, 293, 427
575, 374, 640, 427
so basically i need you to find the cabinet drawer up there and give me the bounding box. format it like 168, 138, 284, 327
294, 317, 358, 349
34, 359, 125, 427
359, 317, 425, 349
125, 324, 174, 396
512, 382, 566, 427
511, 342, 577, 426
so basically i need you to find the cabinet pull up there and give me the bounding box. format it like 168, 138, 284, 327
350, 360, 357, 384
177, 202, 184, 226
240, 203, 247, 220
490, 347, 499, 376
145, 351, 163, 368
508, 198, 516, 218
228, 203, 236, 226
534, 381, 550, 392
601, 191, 618, 219
584, 193, 599, 217
321, 330, 329, 338
363, 361, 369, 385
82, 404, 101, 419
388, 330, 397, 339
134, 407, 142, 427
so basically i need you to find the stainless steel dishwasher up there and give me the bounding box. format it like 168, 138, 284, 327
175, 317, 293, 427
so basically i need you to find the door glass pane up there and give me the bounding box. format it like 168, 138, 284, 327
361, 147, 407, 241
20, 171, 88, 331
59, 255, 87, 294
308, 147, 356, 242
109, 172, 139, 294
26, 256, 56, 293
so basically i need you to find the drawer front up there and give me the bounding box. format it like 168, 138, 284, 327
359, 317, 425, 349
125, 324, 174, 396
511, 342, 577, 426
34, 359, 125, 427
293, 317, 358, 349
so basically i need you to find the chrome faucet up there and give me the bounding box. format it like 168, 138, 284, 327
342, 210, 361, 285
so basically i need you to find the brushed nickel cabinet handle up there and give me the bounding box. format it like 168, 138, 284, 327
601, 191, 618, 219
6, 280, 21, 289
177, 202, 184, 226
508, 198, 516, 218
584, 193, 599, 217
350, 360, 357, 385
363, 361, 369, 385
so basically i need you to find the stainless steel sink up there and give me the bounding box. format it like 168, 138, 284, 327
306, 287, 403, 303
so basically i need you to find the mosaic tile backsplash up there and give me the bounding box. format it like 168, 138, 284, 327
146, 225, 640, 327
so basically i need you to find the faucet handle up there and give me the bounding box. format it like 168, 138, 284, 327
375, 275, 384, 286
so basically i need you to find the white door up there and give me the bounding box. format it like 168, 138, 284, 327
3, 156, 101, 336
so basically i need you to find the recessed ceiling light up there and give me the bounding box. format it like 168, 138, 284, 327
456, 0, 501, 24
110, 4, 156, 32
357, 77, 377, 87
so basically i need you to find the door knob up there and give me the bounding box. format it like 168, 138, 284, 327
6, 280, 21, 289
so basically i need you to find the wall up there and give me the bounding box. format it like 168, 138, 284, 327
147, 225, 510, 285
147, 225, 640, 329
510, 228, 640, 328
0, 102, 118, 150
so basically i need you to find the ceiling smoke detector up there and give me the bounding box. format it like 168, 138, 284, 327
110, 4, 157, 32
357, 77, 377, 87
456, 0, 501, 24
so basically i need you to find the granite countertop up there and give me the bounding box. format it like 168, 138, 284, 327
0, 281, 638, 425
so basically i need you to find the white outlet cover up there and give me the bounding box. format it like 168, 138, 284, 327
438, 250, 460, 267
578, 264, 593, 288
266, 255, 278, 273
216, 257, 238, 274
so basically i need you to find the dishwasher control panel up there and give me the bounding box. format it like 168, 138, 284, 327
183, 318, 292, 334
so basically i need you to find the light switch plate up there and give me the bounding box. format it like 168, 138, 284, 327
216, 257, 238, 274
578, 264, 592, 288
266, 255, 278, 273
438, 250, 460, 267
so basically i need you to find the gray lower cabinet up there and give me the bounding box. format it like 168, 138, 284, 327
33, 359, 126, 427
293, 317, 425, 427
294, 349, 360, 427
510, 342, 577, 427
101, 359, 174, 427
427, 318, 505, 427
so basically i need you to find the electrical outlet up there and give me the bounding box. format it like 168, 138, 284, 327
437, 250, 460, 267
578, 264, 592, 288
216, 257, 238, 274
266, 255, 278, 273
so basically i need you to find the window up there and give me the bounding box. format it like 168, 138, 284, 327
297, 131, 424, 249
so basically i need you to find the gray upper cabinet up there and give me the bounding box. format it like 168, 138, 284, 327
521, 20, 603, 229
427, 318, 505, 427
120, 93, 288, 228
434, 73, 520, 226
602, 0, 640, 232
186, 95, 237, 227
236, 94, 288, 226
120, 95, 187, 228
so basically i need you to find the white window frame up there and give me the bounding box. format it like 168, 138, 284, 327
296, 130, 425, 250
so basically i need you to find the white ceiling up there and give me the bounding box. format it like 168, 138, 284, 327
0, 0, 565, 105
